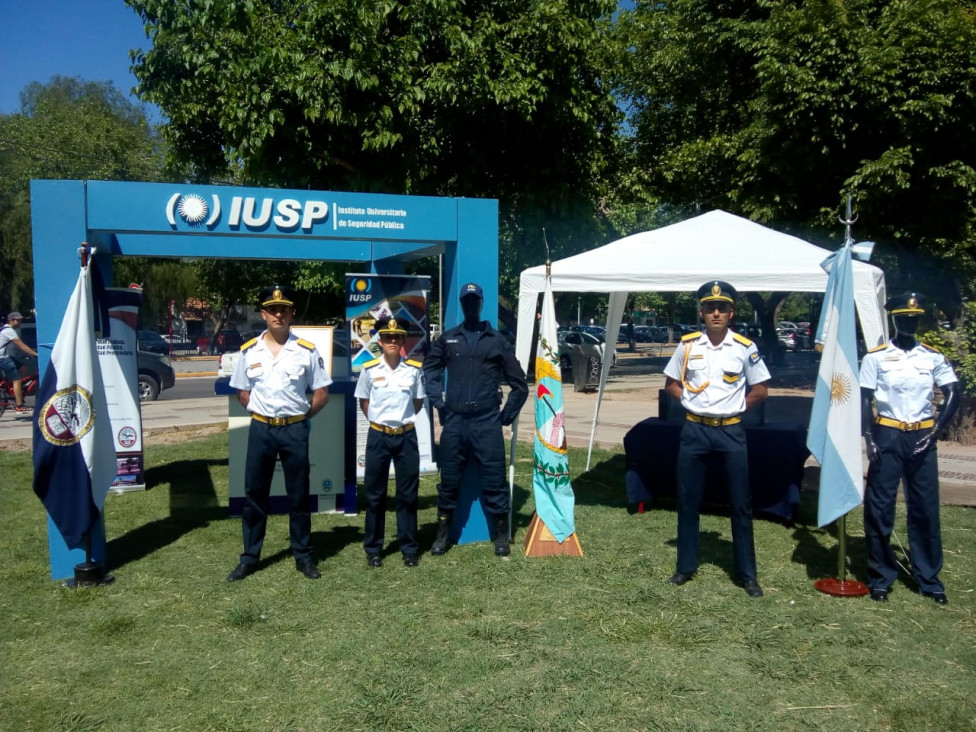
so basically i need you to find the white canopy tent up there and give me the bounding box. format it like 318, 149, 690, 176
513, 210, 888, 467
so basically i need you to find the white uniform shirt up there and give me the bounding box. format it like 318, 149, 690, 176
664, 330, 771, 417
230, 332, 331, 418
354, 356, 425, 427
859, 340, 957, 423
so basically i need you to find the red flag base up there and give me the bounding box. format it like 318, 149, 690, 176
523, 513, 583, 557
814, 577, 869, 597
65, 561, 116, 589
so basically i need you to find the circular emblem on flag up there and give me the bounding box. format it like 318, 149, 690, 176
177, 194, 209, 224
830, 373, 852, 406
38, 386, 96, 446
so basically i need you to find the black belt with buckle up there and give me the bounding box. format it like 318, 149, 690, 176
252, 413, 307, 427
446, 398, 499, 414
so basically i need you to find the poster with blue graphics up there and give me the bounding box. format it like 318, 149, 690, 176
345, 274, 436, 477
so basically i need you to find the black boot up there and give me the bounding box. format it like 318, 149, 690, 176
493, 514, 510, 557
431, 510, 452, 555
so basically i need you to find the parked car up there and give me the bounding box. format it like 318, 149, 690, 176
138, 351, 176, 402
671, 323, 699, 342
556, 329, 617, 373
137, 330, 169, 354
570, 324, 607, 339
777, 328, 799, 352
197, 329, 245, 354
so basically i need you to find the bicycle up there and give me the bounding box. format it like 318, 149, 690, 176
0, 369, 39, 418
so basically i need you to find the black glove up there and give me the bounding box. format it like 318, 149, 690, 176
436, 406, 446, 427
864, 432, 881, 463
501, 413, 514, 427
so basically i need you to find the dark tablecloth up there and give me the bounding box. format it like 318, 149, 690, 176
624, 418, 808, 522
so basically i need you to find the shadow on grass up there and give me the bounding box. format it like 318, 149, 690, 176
108, 458, 225, 570
573, 454, 630, 508
790, 496, 870, 583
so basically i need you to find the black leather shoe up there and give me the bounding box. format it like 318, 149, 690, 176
296, 559, 321, 579
403, 555, 419, 567
922, 591, 948, 605
668, 571, 694, 586
869, 588, 889, 602
227, 562, 255, 582
367, 554, 383, 568
743, 580, 764, 598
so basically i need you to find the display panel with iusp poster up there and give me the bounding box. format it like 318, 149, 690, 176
345, 274, 437, 478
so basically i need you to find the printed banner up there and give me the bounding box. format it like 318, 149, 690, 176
345, 274, 436, 477
97, 287, 145, 491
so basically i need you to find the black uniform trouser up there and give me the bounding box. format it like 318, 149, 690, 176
675, 420, 757, 582
864, 425, 943, 593
437, 408, 508, 515
241, 419, 312, 565
363, 428, 420, 557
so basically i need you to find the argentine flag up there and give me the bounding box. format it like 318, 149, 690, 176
32, 261, 116, 549
531, 278, 576, 542
807, 242, 864, 527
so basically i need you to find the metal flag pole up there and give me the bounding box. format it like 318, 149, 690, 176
814, 197, 868, 597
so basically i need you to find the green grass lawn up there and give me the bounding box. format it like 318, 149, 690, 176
1, 432, 974, 731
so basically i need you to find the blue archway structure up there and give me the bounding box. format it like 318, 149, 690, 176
31, 180, 499, 579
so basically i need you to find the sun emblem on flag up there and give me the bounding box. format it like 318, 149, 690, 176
177, 194, 209, 224
830, 373, 852, 405
38, 386, 96, 446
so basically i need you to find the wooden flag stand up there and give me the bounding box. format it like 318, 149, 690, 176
814, 515, 868, 597
523, 513, 583, 557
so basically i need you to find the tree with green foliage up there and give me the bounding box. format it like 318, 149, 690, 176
0, 77, 163, 314
127, 0, 623, 307
613, 0, 976, 320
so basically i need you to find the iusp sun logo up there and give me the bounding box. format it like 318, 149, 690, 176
349, 278, 373, 303
165, 192, 221, 228
38, 386, 96, 446
177, 194, 209, 224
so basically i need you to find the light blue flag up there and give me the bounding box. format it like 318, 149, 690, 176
807, 242, 864, 527
532, 278, 576, 542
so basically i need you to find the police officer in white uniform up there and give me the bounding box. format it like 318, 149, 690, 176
355, 317, 426, 567
859, 292, 959, 604
227, 286, 331, 582
663, 281, 771, 597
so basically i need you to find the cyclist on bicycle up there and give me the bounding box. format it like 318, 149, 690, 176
0, 311, 38, 412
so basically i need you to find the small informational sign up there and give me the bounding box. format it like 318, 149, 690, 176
96, 287, 145, 491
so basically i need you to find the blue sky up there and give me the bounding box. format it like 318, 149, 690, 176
0, 0, 150, 115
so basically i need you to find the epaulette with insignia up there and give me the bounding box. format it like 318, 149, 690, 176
731, 332, 753, 347
681, 331, 702, 342
405, 359, 423, 368
363, 357, 381, 369
867, 343, 888, 354
920, 342, 941, 354
241, 337, 259, 352
296, 337, 316, 350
